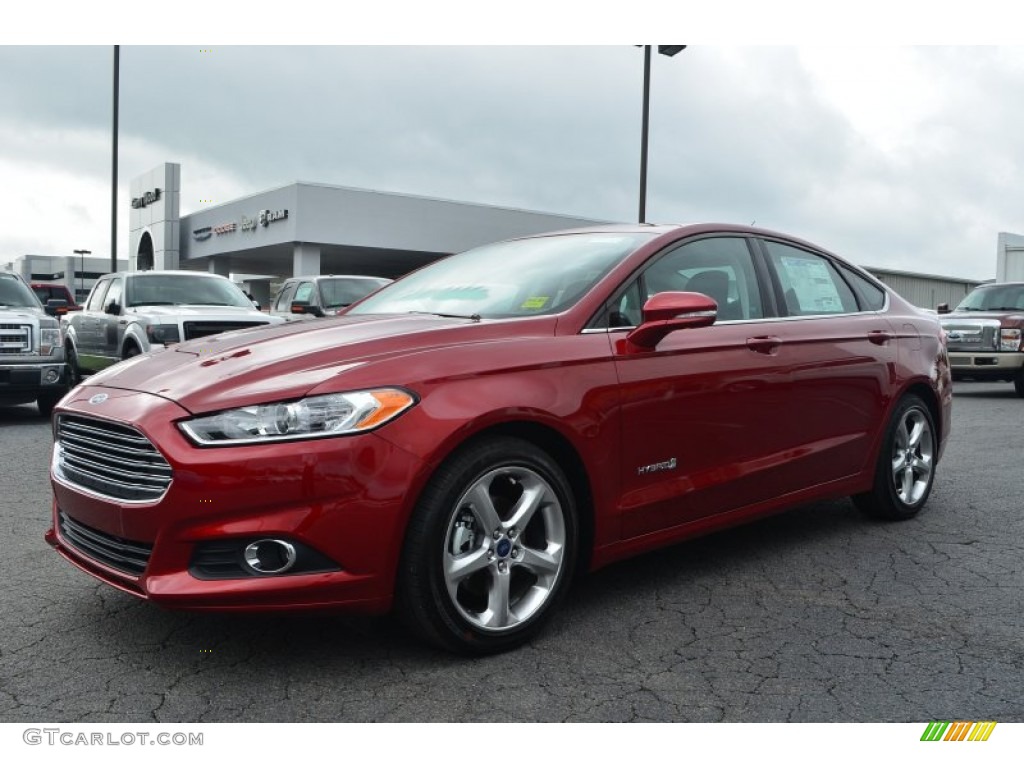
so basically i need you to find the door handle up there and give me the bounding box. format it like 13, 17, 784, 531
746, 335, 782, 354
867, 330, 895, 345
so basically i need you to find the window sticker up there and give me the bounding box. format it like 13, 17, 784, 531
780, 255, 843, 313
521, 296, 550, 310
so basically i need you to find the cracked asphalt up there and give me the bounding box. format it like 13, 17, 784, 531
1, 382, 1022, 722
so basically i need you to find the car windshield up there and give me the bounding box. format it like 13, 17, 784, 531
956, 284, 1024, 312
127, 274, 254, 308
320, 277, 391, 308
0, 274, 42, 308
348, 233, 654, 319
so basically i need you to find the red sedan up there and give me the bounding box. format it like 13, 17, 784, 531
46, 224, 952, 653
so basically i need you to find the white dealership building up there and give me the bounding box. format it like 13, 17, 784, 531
128, 163, 608, 307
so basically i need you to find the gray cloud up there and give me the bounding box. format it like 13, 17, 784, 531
2, 44, 1022, 278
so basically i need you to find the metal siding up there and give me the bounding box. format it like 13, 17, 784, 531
867, 269, 981, 309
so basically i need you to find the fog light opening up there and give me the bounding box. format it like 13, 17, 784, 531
43, 368, 61, 384
243, 539, 298, 575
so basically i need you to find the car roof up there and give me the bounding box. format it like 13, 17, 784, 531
95, 270, 233, 281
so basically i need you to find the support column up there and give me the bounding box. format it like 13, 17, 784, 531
293, 243, 320, 277
207, 257, 231, 277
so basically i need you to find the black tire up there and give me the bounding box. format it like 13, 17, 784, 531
1014, 369, 1024, 397
37, 393, 62, 418
122, 342, 140, 359
65, 342, 82, 386
853, 395, 937, 520
396, 436, 578, 654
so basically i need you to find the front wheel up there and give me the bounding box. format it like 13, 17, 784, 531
854, 395, 937, 520
1013, 369, 1024, 397
396, 436, 578, 654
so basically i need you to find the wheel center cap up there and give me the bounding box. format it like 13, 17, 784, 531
496, 539, 512, 558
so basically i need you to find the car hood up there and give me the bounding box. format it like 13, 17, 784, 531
0, 306, 46, 320
940, 310, 1024, 324
82, 313, 555, 414
127, 304, 271, 319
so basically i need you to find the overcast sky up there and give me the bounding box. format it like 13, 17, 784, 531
2, 11, 1022, 281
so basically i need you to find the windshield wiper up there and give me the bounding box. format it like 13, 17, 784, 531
406, 311, 482, 322
985, 307, 1024, 311
128, 301, 177, 306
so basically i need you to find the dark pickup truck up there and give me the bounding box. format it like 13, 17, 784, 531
0, 271, 67, 415
939, 281, 1024, 396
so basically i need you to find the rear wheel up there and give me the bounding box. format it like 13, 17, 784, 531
396, 436, 578, 654
1014, 369, 1024, 397
854, 395, 936, 520
122, 341, 140, 359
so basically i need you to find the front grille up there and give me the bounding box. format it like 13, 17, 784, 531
56, 415, 173, 502
943, 322, 998, 352
0, 323, 31, 354
183, 321, 266, 341
58, 511, 153, 576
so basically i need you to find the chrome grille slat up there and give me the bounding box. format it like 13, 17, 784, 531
62, 452, 171, 488
0, 323, 30, 353
56, 415, 172, 502
58, 511, 152, 576
57, 439, 172, 475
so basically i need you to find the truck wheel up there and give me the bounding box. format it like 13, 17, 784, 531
122, 342, 140, 359
37, 393, 62, 417
1014, 370, 1024, 397
65, 342, 82, 386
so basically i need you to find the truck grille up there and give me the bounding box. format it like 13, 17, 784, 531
58, 510, 153, 576
0, 323, 31, 354
183, 321, 266, 340
56, 415, 173, 502
942, 321, 999, 352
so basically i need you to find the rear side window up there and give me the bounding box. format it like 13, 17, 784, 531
764, 242, 858, 316
837, 264, 886, 310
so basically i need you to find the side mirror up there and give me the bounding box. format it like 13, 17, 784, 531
45, 298, 69, 316
623, 292, 717, 351
936, 303, 950, 314
290, 301, 323, 317
104, 301, 121, 315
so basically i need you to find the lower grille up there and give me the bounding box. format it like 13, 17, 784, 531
58, 511, 153, 576
183, 321, 266, 340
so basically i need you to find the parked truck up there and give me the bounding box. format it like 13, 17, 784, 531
938, 281, 1024, 396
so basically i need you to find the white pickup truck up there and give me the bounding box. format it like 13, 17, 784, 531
62, 270, 284, 383
0, 271, 67, 415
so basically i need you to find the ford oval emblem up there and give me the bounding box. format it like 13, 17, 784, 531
88, 393, 108, 405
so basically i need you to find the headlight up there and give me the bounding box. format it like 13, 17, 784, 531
178, 388, 417, 446
147, 324, 180, 344
39, 327, 61, 356
1000, 328, 1022, 352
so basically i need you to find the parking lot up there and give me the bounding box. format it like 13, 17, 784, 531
1, 382, 1022, 723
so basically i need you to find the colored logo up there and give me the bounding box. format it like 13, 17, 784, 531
920, 721, 997, 742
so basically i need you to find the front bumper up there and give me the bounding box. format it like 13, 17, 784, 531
946, 350, 1024, 376
0, 361, 67, 403
46, 384, 427, 613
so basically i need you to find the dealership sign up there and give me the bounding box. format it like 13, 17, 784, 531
192, 227, 212, 241
241, 208, 289, 232
132, 188, 162, 209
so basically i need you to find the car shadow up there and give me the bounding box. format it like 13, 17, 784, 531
0, 404, 50, 423
74, 497, 868, 672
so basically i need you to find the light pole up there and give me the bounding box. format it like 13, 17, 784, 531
73, 249, 92, 300
639, 45, 686, 224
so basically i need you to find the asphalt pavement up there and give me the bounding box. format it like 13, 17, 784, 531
1, 383, 1022, 722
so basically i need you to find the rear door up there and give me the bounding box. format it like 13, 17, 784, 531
755, 238, 895, 488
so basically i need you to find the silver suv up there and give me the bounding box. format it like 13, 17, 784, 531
63, 270, 284, 383
0, 271, 67, 415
